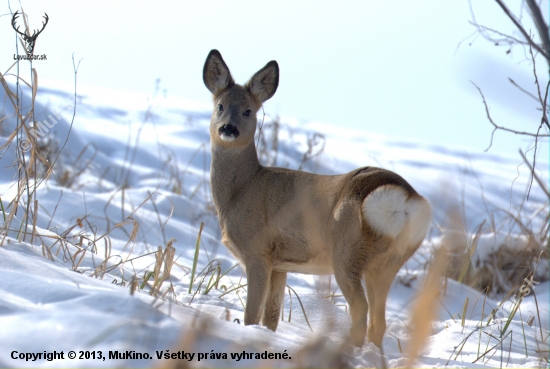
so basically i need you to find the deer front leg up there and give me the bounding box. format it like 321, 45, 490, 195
244, 259, 272, 326
262, 270, 287, 331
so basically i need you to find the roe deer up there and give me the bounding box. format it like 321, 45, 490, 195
203, 49, 432, 347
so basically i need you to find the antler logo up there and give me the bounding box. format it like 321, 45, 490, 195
11, 10, 49, 56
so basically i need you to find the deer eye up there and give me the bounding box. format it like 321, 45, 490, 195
243, 110, 251, 117
217, 104, 224, 112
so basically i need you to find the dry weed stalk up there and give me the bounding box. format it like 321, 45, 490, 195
405, 248, 448, 367
0, 39, 80, 247
256, 115, 326, 171
142, 238, 176, 297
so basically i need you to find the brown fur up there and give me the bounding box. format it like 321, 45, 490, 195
202, 49, 432, 347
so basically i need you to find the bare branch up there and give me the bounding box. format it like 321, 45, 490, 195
520, 149, 550, 199
528, 44, 550, 131
542, 79, 550, 128
470, 81, 550, 152
508, 78, 539, 101
471, 1, 549, 199
468, 21, 527, 47
525, 0, 550, 64
494, 0, 550, 64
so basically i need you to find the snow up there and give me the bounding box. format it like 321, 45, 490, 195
0, 81, 548, 368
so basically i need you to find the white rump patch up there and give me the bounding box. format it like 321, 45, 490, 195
362, 185, 432, 253
220, 134, 235, 142
362, 185, 408, 238
405, 197, 432, 247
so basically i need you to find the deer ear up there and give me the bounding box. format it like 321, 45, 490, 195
246, 61, 279, 103
203, 50, 234, 94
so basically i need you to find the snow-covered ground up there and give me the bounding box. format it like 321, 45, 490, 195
0, 81, 548, 368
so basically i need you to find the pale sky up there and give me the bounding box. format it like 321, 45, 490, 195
1, 0, 548, 162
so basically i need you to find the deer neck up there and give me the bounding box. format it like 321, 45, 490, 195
210, 140, 261, 209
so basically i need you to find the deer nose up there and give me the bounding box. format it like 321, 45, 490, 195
218, 124, 240, 139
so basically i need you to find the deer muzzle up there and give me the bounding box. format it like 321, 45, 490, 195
218, 124, 240, 142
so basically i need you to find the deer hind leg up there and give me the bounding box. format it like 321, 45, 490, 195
364, 255, 402, 348
364, 274, 376, 339
262, 270, 287, 331
361, 184, 432, 346
333, 248, 368, 347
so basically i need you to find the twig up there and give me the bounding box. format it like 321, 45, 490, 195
508, 78, 539, 101
468, 21, 526, 47
519, 149, 549, 199
528, 45, 550, 131
472, 330, 512, 363
524, 0, 550, 64
493, 0, 550, 63
470, 82, 549, 153
37, 53, 82, 188
286, 284, 314, 332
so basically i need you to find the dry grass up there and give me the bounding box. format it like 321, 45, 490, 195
0, 34, 181, 303
421, 147, 549, 301
256, 113, 326, 171
405, 248, 448, 367
140, 238, 176, 298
